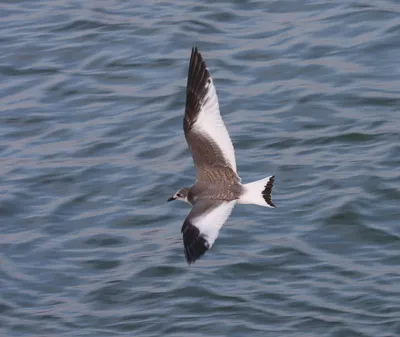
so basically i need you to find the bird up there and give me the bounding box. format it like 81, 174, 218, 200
168, 47, 276, 264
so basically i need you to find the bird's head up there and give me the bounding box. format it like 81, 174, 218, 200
167, 187, 190, 203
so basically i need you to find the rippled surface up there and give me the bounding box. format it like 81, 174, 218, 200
1, 1, 400, 336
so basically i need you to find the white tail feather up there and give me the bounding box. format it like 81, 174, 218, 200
238, 175, 276, 208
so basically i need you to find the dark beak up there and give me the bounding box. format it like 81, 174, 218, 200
167, 196, 176, 202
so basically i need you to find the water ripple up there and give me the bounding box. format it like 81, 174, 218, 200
0, 0, 399, 336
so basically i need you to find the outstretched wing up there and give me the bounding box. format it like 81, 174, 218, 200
184, 47, 239, 183
181, 200, 236, 264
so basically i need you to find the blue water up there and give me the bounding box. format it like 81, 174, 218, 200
1, 1, 399, 336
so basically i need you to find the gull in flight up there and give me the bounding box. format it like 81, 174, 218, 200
168, 47, 276, 264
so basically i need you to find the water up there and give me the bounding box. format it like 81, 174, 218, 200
1, 0, 399, 336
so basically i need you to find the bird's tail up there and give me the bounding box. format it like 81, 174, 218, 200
238, 175, 276, 208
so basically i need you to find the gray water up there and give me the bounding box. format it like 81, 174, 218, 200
1, 1, 399, 336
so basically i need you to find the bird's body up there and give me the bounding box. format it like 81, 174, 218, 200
168, 47, 276, 264
187, 180, 242, 204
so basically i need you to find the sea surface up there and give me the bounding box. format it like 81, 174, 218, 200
0, 1, 399, 336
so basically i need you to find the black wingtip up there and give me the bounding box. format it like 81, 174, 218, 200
190, 46, 200, 65
262, 176, 276, 208
181, 219, 209, 264
185, 46, 211, 131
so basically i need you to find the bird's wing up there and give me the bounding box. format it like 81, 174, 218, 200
181, 199, 236, 264
184, 47, 240, 183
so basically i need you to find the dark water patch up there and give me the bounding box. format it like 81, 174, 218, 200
52, 19, 128, 33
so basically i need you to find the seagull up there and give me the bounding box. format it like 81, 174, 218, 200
168, 47, 276, 264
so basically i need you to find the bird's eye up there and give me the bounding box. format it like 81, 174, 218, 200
177, 193, 182, 197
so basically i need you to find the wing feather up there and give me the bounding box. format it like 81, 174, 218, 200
184, 47, 239, 182
181, 200, 236, 264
